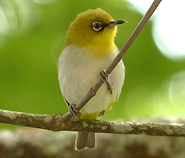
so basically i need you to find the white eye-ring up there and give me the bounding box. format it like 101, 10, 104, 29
92, 21, 103, 32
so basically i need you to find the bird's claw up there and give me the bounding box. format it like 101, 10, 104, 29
68, 104, 81, 120
100, 70, 113, 94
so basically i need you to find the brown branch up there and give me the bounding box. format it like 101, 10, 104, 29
1, 109, 185, 137
62, 0, 163, 120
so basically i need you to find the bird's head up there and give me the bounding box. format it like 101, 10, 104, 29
65, 8, 126, 58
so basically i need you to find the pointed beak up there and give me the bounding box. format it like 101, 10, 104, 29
107, 20, 127, 28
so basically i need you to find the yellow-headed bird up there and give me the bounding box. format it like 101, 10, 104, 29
58, 8, 126, 150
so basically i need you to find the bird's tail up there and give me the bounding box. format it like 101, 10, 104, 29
75, 131, 96, 150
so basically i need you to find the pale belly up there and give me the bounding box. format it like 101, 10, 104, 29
58, 45, 125, 114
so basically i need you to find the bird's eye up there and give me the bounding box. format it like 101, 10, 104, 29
92, 22, 103, 32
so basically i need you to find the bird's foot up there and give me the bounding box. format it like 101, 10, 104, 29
68, 104, 81, 120
100, 70, 113, 94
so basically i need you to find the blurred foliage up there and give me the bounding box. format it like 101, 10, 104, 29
0, 0, 185, 129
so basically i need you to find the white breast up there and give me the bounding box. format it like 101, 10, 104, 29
58, 44, 125, 114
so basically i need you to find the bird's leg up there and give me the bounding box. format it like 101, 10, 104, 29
98, 110, 105, 118
100, 69, 113, 94
64, 99, 81, 120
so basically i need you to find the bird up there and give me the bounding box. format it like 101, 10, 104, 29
58, 8, 126, 150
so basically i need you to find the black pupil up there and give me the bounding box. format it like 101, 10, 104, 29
94, 23, 101, 29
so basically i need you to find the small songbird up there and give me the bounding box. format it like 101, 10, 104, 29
58, 8, 126, 150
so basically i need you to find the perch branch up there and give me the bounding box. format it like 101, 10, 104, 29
1, 109, 185, 137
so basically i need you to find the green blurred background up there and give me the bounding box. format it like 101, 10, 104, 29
0, 0, 185, 129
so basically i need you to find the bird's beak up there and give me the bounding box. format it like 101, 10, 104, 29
107, 20, 127, 28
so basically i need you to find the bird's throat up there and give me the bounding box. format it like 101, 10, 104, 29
86, 39, 115, 59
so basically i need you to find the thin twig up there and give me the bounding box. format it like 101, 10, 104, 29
62, 0, 162, 120
0, 0, 163, 135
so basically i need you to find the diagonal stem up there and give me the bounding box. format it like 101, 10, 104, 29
62, 0, 162, 120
